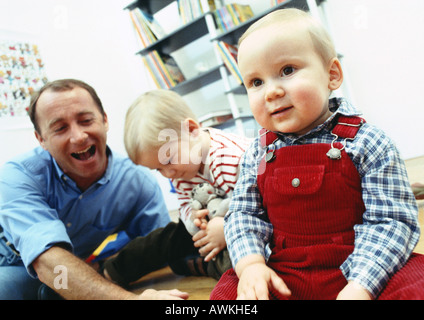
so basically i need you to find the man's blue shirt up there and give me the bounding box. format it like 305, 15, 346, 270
0, 146, 170, 276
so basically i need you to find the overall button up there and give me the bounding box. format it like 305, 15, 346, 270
291, 178, 300, 188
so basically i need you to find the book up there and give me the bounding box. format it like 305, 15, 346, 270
215, 41, 242, 84
214, 3, 254, 32
233, 3, 254, 21
129, 9, 148, 48
138, 9, 166, 39
128, 7, 166, 49
270, 0, 290, 5
161, 53, 186, 84
142, 51, 185, 89
178, 0, 217, 25
142, 53, 169, 89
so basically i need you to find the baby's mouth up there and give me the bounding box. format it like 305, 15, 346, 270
71, 145, 96, 161
271, 106, 293, 116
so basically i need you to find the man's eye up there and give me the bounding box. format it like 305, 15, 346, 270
54, 126, 66, 133
81, 118, 93, 125
282, 66, 295, 76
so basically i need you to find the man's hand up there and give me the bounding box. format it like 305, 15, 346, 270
139, 289, 189, 300
33, 246, 188, 300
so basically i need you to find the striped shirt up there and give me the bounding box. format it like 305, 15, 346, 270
225, 97, 420, 298
173, 127, 252, 228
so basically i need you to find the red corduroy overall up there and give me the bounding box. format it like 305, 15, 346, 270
211, 116, 424, 300
259, 116, 364, 299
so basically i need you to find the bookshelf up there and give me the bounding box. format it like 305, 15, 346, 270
124, 0, 328, 134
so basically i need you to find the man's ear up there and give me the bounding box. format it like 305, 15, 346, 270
34, 130, 47, 150
328, 58, 343, 91
103, 112, 109, 132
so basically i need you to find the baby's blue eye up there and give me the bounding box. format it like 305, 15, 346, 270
282, 66, 295, 76
252, 79, 263, 87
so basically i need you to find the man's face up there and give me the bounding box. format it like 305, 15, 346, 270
34, 87, 109, 190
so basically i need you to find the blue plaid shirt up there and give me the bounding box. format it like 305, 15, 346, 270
225, 98, 420, 298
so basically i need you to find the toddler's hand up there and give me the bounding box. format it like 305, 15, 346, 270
336, 281, 372, 300
193, 217, 226, 261
192, 209, 209, 230
237, 262, 291, 300
412, 182, 424, 200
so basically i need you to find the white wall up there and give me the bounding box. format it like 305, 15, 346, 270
1, 0, 423, 209
0, 0, 180, 210
325, 0, 424, 159
0, 0, 155, 164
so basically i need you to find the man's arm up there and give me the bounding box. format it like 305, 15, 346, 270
33, 246, 188, 300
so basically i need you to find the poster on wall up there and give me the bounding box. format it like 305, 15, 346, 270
0, 38, 48, 130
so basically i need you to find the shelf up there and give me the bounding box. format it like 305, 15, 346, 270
226, 85, 246, 95
136, 14, 210, 56
212, 0, 312, 44
125, 0, 175, 14
170, 65, 221, 95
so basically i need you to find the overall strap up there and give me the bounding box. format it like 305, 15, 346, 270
259, 128, 278, 148
259, 115, 366, 148
331, 115, 365, 139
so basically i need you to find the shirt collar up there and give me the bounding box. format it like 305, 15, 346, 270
274, 97, 363, 143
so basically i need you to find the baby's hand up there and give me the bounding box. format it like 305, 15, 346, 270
412, 182, 424, 200
336, 281, 372, 300
193, 217, 226, 261
237, 262, 291, 300
192, 209, 209, 230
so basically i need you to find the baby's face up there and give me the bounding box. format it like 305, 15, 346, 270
136, 132, 206, 181
238, 21, 340, 135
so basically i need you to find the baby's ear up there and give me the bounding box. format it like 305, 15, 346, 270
183, 118, 201, 136
328, 58, 343, 91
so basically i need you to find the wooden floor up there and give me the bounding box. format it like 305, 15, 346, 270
131, 156, 424, 300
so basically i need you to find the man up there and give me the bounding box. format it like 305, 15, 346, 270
0, 79, 188, 300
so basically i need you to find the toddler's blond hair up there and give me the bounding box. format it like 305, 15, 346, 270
239, 8, 337, 65
124, 89, 197, 162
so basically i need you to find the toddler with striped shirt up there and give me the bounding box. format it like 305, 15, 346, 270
103, 90, 251, 287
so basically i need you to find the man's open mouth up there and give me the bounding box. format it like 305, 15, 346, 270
71, 145, 96, 161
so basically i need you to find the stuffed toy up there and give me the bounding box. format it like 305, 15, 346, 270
185, 183, 231, 235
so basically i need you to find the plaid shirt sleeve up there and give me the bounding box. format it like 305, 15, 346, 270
340, 123, 420, 298
224, 138, 273, 267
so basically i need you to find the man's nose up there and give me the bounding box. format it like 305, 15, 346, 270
69, 125, 88, 144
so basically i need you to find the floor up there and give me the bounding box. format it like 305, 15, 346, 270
130, 156, 424, 300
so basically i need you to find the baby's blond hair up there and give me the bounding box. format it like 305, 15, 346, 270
239, 8, 337, 65
124, 89, 197, 162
